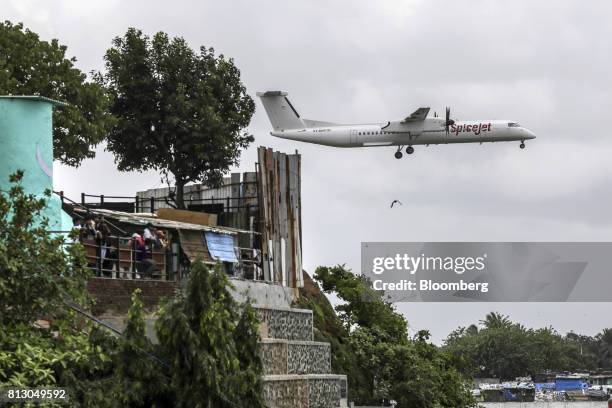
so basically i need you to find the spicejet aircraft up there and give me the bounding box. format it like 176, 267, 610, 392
257, 91, 536, 159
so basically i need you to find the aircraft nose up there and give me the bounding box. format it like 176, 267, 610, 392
524, 129, 536, 139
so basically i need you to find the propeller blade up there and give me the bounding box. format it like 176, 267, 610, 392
445, 107, 450, 135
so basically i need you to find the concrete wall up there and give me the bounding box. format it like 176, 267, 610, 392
229, 278, 295, 309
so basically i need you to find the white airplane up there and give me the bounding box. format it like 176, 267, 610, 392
257, 91, 536, 159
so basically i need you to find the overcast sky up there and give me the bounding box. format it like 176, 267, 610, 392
5, 0, 612, 343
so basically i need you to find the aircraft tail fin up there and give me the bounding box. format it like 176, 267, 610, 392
257, 91, 306, 131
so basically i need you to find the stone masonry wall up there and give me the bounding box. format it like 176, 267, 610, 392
263, 377, 309, 408
261, 340, 331, 375
256, 307, 313, 341
262, 375, 348, 408
287, 342, 330, 375
261, 340, 288, 375
308, 377, 346, 408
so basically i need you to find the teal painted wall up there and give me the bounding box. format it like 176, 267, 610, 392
0, 96, 69, 231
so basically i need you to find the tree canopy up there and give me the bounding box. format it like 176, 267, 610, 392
0, 21, 114, 166
0, 171, 90, 325
444, 312, 612, 380
155, 261, 265, 408
0, 171, 113, 402
101, 28, 255, 208
308, 265, 475, 408
0, 172, 264, 406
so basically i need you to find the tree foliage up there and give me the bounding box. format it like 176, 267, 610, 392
0, 170, 90, 325
0, 171, 113, 404
0, 173, 264, 406
0, 21, 114, 166
112, 289, 170, 407
311, 265, 475, 408
156, 260, 264, 408
101, 28, 255, 208
444, 312, 612, 380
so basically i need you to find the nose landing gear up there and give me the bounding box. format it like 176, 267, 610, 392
520, 141, 526, 149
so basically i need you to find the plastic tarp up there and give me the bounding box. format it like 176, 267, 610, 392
204, 232, 238, 263
555, 378, 588, 391
535, 383, 556, 391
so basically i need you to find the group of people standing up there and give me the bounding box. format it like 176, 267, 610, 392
128, 223, 168, 277
73, 215, 168, 277
73, 215, 114, 272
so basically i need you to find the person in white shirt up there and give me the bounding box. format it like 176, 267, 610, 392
143, 223, 154, 240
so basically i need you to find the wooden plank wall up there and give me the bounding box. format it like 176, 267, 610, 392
257, 147, 303, 288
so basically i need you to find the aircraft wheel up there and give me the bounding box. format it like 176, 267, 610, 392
520, 142, 526, 149
406, 146, 414, 155
394, 151, 403, 159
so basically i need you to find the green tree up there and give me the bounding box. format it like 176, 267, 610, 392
313, 265, 474, 408
444, 314, 605, 380
0, 21, 114, 166
0, 171, 90, 325
233, 302, 265, 407
0, 172, 114, 404
0, 172, 264, 407
113, 289, 170, 407
595, 328, 612, 368
480, 312, 512, 330
155, 261, 264, 408
101, 28, 255, 209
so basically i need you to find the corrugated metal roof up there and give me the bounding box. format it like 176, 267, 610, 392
0, 95, 68, 106
74, 207, 249, 235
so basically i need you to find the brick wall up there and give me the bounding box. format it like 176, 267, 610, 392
87, 277, 178, 315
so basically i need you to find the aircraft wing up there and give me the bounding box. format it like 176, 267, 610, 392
402, 107, 430, 123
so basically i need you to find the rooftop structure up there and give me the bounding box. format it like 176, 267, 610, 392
62, 146, 304, 294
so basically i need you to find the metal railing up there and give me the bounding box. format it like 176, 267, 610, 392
79, 236, 264, 283
79, 235, 177, 281
76, 192, 259, 214
54, 191, 127, 236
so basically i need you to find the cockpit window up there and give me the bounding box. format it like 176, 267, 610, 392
508, 122, 521, 128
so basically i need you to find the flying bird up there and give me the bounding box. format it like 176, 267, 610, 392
390, 200, 402, 208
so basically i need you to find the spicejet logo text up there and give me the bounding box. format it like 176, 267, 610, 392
450, 123, 492, 136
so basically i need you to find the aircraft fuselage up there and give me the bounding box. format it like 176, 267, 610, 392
270, 118, 536, 148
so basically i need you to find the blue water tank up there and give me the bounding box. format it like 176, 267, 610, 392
0, 95, 71, 231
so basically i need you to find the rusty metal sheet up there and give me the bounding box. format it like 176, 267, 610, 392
178, 229, 214, 263
256, 146, 303, 289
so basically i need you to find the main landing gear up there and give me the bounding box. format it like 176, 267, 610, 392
394, 146, 414, 159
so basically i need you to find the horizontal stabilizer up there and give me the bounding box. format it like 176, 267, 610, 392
256, 91, 288, 97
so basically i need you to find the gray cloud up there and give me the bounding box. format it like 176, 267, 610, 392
6, 0, 612, 342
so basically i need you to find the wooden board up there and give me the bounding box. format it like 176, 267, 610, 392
177, 229, 213, 263
156, 208, 217, 227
